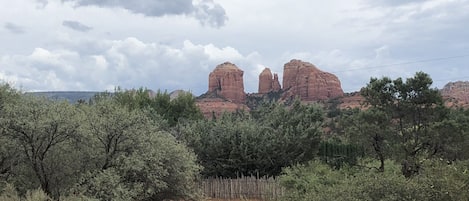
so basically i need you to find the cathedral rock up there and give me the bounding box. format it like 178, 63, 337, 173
282, 59, 343, 101
197, 60, 345, 118
258, 68, 281, 94
208, 62, 246, 103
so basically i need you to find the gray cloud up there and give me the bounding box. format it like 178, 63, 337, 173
64, 0, 193, 16
0, 38, 259, 94
62, 20, 92, 32
194, 0, 227, 27
61, 0, 227, 27
36, 0, 48, 8
4, 23, 25, 34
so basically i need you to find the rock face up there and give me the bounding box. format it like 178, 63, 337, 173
196, 98, 249, 118
197, 60, 346, 118
338, 92, 365, 109
273, 74, 281, 91
441, 81, 469, 108
208, 62, 246, 103
282, 59, 343, 101
258, 68, 281, 94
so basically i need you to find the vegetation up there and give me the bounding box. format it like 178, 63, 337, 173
1, 71, 469, 200
280, 160, 469, 201
179, 100, 323, 177
0, 86, 201, 200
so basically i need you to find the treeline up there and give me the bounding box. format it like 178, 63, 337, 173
0, 86, 201, 200
1, 71, 469, 200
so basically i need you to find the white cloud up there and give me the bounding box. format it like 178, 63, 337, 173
0, 37, 264, 95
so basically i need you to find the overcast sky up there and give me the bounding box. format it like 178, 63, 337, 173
1, 0, 469, 95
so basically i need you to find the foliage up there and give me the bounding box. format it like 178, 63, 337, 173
0, 84, 201, 200
430, 108, 469, 161
112, 87, 203, 127
0, 183, 21, 201
280, 159, 469, 201
181, 100, 324, 177
338, 107, 395, 172
77, 98, 201, 200
0, 83, 21, 182
1, 95, 83, 197
252, 100, 324, 173
318, 141, 364, 168
360, 72, 447, 177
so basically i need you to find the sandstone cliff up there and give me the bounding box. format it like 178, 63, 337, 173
197, 60, 347, 118
196, 98, 249, 118
258, 68, 281, 94
282, 59, 343, 101
441, 81, 469, 108
208, 62, 246, 103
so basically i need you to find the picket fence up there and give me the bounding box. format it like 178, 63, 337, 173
201, 176, 285, 200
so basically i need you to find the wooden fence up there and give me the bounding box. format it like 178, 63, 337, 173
201, 176, 285, 200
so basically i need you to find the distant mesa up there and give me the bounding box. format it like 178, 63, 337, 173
27, 91, 99, 103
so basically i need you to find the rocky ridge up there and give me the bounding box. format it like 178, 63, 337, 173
197, 59, 345, 117
441, 81, 469, 108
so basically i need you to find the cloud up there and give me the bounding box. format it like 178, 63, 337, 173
194, 0, 227, 27
59, 0, 227, 27
62, 20, 93, 32
0, 37, 260, 94
36, 0, 48, 8
4, 23, 25, 34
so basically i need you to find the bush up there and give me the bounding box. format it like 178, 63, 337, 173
280, 159, 469, 201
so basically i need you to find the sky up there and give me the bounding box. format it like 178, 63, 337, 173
1, 0, 469, 95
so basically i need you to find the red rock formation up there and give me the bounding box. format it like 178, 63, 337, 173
208, 62, 246, 103
196, 98, 249, 118
441, 81, 469, 108
273, 73, 281, 92
258, 68, 281, 94
282, 59, 343, 101
339, 92, 366, 109
259, 68, 273, 94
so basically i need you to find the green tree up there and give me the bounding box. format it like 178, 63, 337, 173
112, 87, 203, 127
361, 72, 446, 177
430, 108, 469, 161
0, 83, 21, 182
181, 100, 324, 177
255, 100, 323, 173
339, 108, 393, 172
78, 98, 201, 200
1, 96, 83, 197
